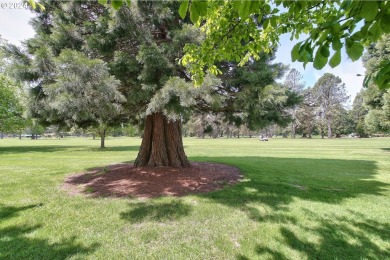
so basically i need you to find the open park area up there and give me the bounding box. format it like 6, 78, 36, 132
1, 137, 389, 259
1, 1, 390, 259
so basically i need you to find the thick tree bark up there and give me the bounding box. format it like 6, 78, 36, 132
134, 112, 190, 167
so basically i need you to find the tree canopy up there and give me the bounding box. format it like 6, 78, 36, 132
313, 73, 349, 138
7, 1, 298, 166
361, 34, 390, 133
27, 1, 390, 89
178, 0, 390, 89
0, 75, 26, 135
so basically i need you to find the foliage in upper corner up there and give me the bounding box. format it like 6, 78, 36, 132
361, 34, 390, 133
27, 0, 45, 11
178, 0, 390, 89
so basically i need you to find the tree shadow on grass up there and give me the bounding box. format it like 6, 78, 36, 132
88, 146, 140, 152
0, 204, 99, 259
193, 156, 387, 212
0, 203, 43, 221
189, 156, 388, 259
0, 145, 140, 155
0, 146, 83, 154
254, 210, 390, 259
0, 225, 99, 260
120, 200, 192, 223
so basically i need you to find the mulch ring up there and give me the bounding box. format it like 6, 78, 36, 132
63, 162, 243, 198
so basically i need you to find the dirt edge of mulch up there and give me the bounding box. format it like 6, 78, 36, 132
62, 162, 243, 198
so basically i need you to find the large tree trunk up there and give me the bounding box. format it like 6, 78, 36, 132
134, 112, 190, 167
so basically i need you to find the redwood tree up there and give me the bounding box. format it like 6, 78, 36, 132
7, 1, 297, 167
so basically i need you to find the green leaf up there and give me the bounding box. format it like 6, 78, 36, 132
36, 2, 45, 10
346, 41, 364, 61
313, 48, 328, 69
179, 0, 189, 19
380, 14, 390, 33
270, 17, 277, 28
310, 29, 319, 41
263, 19, 270, 29
263, 4, 271, 13
298, 42, 313, 64
332, 37, 343, 51
340, 0, 352, 10
190, 3, 199, 23
196, 1, 208, 16
190, 1, 207, 23
238, 1, 252, 19
373, 61, 390, 88
329, 50, 341, 68
232, 1, 241, 12
28, 0, 36, 9
359, 1, 378, 22
111, 0, 123, 9
345, 38, 354, 48
320, 45, 330, 58
291, 42, 301, 62
317, 30, 329, 43
368, 21, 382, 42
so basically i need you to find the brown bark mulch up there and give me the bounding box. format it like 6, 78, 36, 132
63, 162, 242, 198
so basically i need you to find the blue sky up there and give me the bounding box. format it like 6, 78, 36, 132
274, 34, 365, 105
0, 6, 365, 104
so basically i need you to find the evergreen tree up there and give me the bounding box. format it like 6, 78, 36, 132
313, 73, 349, 138
296, 87, 316, 138
284, 68, 304, 138
332, 106, 355, 138
9, 1, 298, 167
0, 75, 27, 137
351, 91, 369, 137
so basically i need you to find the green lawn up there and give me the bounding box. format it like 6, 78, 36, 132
1, 137, 389, 259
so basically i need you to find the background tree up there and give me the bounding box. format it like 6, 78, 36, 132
296, 87, 316, 138
0, 75, 27, 138
313, 73, 349, 138
351, 91, 369, 137
361, 34, 390, 134
26, 119, 45, 139
284, 68, 304, 138
332, 106, 355, 138
29, 49, 124, 148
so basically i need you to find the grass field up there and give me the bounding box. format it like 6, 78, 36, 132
1, 136, 389, 259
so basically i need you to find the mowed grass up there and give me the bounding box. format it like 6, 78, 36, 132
0, 136, 389, 259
